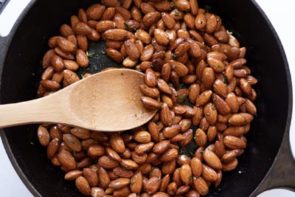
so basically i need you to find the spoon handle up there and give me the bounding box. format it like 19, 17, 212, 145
0, 96, 66, 128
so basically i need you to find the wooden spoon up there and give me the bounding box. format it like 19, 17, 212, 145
0, 68, 156, 131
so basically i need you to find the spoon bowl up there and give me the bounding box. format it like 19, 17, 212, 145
0, 68, 156, 131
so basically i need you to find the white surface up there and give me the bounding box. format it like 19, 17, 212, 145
0, 0, 294, 197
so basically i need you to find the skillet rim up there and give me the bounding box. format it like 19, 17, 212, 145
0, 0, 292, 196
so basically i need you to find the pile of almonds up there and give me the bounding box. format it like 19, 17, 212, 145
37, 0, 258, 196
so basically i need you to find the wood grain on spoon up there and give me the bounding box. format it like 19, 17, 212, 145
0, 69, 156, 131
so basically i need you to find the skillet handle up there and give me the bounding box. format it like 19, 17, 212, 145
252, 130, 295, 196
0, 0, 33, 70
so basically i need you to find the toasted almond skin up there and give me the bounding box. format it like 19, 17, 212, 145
202, 164, 218, 182
110, 134, 126, 154
65, 170, 83, 181
170, 61, 189, 77
193, 177, 208, 196
98, 156, 119, 169
145, 68, 157, 87
83, 168, 99, 186
213, 94, 231, 115
160, 103, 173, 126
196, 90, 213, 107
37, 126, 50, 146
124, 39, 140, 60
130, 171, 143, 193
204, 103, 217, 125
103, 29, 129, 41
144, 177, 161, 194
195, 13, 206, 30
180, 164, 192, 185
143, 11, 161, 27
58, 150, 77, 171
190, 157, 203, 177
194, 128, 207, 147
98, 167, 110, 188
224, 136, 246, 149
75, 176, 91, 195
141, 96, 161, 110
203, 149, 222, 170
160, 148, 178, 162
223, 158, 238, 171
157, 79, 172, 95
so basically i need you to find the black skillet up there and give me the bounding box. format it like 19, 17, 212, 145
0, 0, 294, 196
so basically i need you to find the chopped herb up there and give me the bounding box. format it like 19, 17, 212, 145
87, 51, 95, 58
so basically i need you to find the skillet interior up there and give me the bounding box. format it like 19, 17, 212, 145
0, 0, 291, 196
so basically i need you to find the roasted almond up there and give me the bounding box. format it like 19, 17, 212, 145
143, 11, 161, 27
224, 136, 246, 149
203, 149, 222, 170
130, 171, 143, 193
160, 148, 178, 162
110, 134, 125, 154
37, 125, 50, 146
194, 128, 207, 147
204, 103, 217, 125
180, 164, 192, 185
141, 96, 161, 110
75, 176, 91, 195
103, 29, 129, 41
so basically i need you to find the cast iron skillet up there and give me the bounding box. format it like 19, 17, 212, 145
0, 0, 294, 196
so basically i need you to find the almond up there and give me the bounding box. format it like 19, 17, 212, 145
162, 13, 176, 29
98, 167, 110, 188
194, 128, 207, 147
143, 11, 161, 27
204, 103, 217, 125
157, 79, 172, 95
103, 29, 129, 41
124, 39, 140, 60
145, 68, 157, 87
76, 49, 89, 67
121, 159, 139, 170
83, 168, 99, 186
160, 148, 178, 162
163, 125, 181, 139
202, 164, 218, 182
110, 134, 125, 154
154, 28, 169, 45
213, 94, 231, 115
37, 126, 50, 146
75, 176, 91, 195
180, 164, 192, 185
98, 156, 119, 169
86, 4, 105, 20
196, 90, 213, 106
63, 134, 82, 152
58, 150, 76, 170
224, 136, 246, 149
141, 44, 154, 61
144, 177, 161, 194
160, 103, 173, 126
64, 170, 83, 181
153, 140, 170, 154
106, 147, 122, 162
109, 178, 130, 189
134, 131, 152, 143
141, 96, 161, 110
190, 157, 203, 177
207, 57, 225, 73
193, 177, 208, 196
130, 171, 143, 193
88, 145, 105, 158
170, 61, 189, 77
96, 20, 116, 32
213, 79, 227, 98
195, 13, 206, 30
223, 158, 238, 171
203, 149, 222, 170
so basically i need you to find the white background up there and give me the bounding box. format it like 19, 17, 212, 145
0, 0, 294, 196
